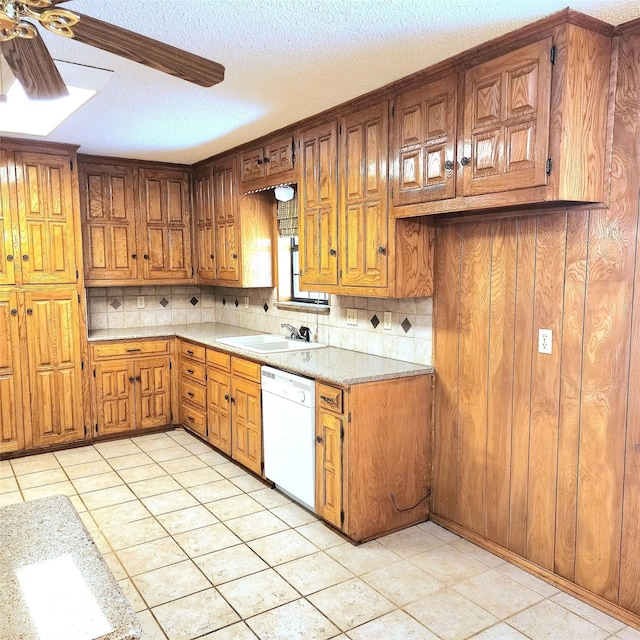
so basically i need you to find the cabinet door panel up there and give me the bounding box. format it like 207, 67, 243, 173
213, 158, 240, 283
0, 292, 23, 452
139, 168, 192, 281
462, 38, 552, 195
240, 148, 265, 183
340, 104, 388, 288
136, 356, 171, 429
316, 409, 342, 528
15, 152, 77, 284
231, 377, 262, 475
299, 122, 338, 287
24, 288, 83, 447
0, 150, 16, 285
194, 169, 216, 280
265, 137, 294, 178
393, 75, 457, 205
208, 367, 231, 455
79, 163, 138, 281
94, 361, 134, 436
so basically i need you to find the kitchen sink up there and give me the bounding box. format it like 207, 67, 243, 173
215, 334, 327, 354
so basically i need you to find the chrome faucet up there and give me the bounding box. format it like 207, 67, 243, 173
281, 323, 302, 340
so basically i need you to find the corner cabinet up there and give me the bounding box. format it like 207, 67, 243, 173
79, 158, 194, 286
315, 374, 432, 542
392, 22, 612, 217
194, 155, 273, 288
90, 339, 172, 437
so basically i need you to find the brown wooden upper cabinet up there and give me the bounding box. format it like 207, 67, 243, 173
2, 150, 79, 286
391, 23, 612, 216
79, 160, 193, 285
194, 154, 273, 288
298, 120, 339, 288
240, 135, 296, 188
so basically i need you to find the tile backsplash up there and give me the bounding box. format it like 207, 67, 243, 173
87, 286, 432, 365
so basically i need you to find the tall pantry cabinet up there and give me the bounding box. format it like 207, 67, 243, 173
0, 141, 87, 453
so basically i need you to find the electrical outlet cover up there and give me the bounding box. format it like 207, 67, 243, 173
346, 308, 357, 326
538, 328, 552, 354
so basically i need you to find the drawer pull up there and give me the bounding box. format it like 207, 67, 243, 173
320, 395, 336, 404
186, 350, 194, 355
187, 369, 194, 374
187, 392, 194, 398
126, 348, 141, 353
187, 416, 194, 422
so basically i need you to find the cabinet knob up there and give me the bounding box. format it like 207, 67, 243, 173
224, 394, 229, 401
186, 350, 194, 355
22, 254, 29, 261
129, 376, 135, 383
187, 368, 194, 374
329, 249, 337, 256
460, 156, 470, 166
10, 308, 17, 316
377, 246, 386, 255
6, 254, 13, 262
143, 254, 149, 260
131, 253, 137, 260
135, 375, 141, 382
210, 254, 214, 259
444, 160, 456, 171
187, 392, 194, 398
232, 253, 238, 259
230, 396, 236, 404
187, 415, 195, 422
263, 157, 270, 163
256, 159, 263, 165
316, 435, 323, 444
26, 308, 33, 315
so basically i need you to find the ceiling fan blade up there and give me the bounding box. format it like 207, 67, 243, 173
70, 12, 225, 87
0, 35, 68, 99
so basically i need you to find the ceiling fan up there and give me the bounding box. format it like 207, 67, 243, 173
0, 0, 225, 99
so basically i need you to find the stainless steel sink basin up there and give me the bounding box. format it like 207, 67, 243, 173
215, 334, 327, 354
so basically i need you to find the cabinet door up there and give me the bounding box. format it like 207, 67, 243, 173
299, 121, 339, 287
136, 356, 171, 429
79, 162, 138, 282
0, 292, 24, 453
94, 360, 135, 436
213, 158, 239, 283
14, 152, 78, 284
138, 168, 193, 281
207, 367, 232, 455
461, 38, 553, 196
194, 168, 216, 281
392, 74, 457, 205
24, 287, 84, 448
315, 409, 343, 528
240, 147, 266, 183
231, 377, 262, 475
265, 136, 295, 178
340, 103, 389, 289
0, 149, 16, 286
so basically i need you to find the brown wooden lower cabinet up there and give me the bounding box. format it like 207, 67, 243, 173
1, 286, 85, 452
316, 375, 432, 542
91, 339, 171, 436
179, 341, 208, 439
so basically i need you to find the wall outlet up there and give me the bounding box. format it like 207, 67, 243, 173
137, 296, 145, 309
539, 328, 552, 354
383, 311, 392, 330
346, 308, 358, 326
244, 296, 249, 309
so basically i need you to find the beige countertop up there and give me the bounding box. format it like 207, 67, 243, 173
87, 323, 433, 385
0, 495, 141, 640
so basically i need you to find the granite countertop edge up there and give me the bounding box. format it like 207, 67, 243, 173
87, 323, 434, 385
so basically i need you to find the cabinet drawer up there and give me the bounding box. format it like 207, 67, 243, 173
180, 402, 207, 438
207, 348, 231, 372
179, 341, 206, 363
231, 357, 261, 383
179, 358, 206, 382
318, 383, 344, 414
92, 339, 170, 360
180, 377, 206, 410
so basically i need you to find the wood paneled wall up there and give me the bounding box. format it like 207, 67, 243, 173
432, 25, 640, 622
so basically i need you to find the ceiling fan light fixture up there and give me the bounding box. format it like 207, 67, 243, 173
0, 0, 78, 42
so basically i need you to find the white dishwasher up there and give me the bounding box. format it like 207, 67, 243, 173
261, 366, 315, 511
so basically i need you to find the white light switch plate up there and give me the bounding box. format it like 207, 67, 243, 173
346, 308, 357, 326
539, 328, 552, 354
137, 296, 145, 309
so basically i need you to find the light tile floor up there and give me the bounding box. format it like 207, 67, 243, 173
1, 429, 638, 640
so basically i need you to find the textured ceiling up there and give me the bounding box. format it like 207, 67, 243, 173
4, 0, 639, 164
